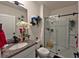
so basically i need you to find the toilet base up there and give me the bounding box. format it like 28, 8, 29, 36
37, 53, 50, 58
37, 47, 50, 58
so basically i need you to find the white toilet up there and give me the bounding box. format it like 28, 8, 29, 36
37, 47, 50, 58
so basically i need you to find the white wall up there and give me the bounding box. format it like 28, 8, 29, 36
23, 1, 42, 42
43, 5, 52, 17
50, 4, 78, 16
23, 1, 40, 22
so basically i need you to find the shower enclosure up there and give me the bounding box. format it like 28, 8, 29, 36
44, 14, 78, 58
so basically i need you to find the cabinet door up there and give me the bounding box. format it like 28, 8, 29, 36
25, 51, 35, 58
12, 45, 35, 58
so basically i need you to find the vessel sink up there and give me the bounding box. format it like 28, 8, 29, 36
8, 42, 28, 50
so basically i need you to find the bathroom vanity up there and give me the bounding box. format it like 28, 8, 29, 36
2, 40, 37, 58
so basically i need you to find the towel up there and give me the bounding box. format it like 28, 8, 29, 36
0, 30, 7, 48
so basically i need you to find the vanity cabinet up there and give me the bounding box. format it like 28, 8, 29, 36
12, 45, 35, 58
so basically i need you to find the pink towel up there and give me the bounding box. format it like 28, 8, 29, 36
0, 30, 7, 48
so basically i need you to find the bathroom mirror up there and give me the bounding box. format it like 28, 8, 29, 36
0, 1, 27, 43
0, 14, 15, 40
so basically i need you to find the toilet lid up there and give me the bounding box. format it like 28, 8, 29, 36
37, 47, 49, 54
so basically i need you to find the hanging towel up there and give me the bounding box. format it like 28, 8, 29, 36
0, 30, 7, 48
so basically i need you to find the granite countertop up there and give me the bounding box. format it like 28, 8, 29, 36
2, 40, 37, 58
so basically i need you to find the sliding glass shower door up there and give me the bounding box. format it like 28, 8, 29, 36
44, 16, 77, 58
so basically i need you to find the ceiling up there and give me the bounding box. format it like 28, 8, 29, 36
35, 1, 77, 10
